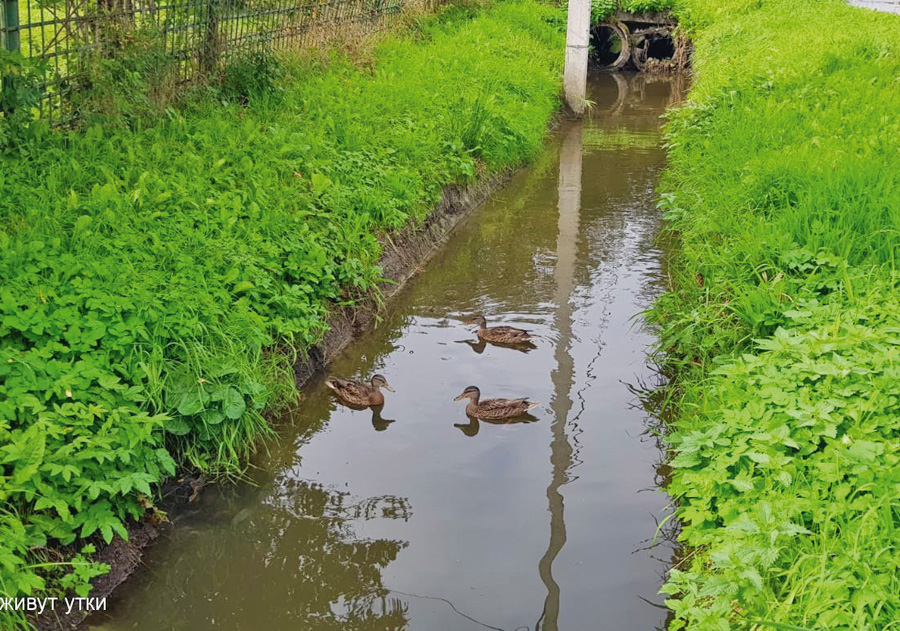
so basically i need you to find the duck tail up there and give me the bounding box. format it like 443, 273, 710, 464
324, 378, 338, 391
526, 401, 540, 411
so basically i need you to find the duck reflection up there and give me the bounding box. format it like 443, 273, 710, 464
333, 400, 396, 432
454, 413, 540, 437
459, 337, 537, 355
370, 405, 396, 432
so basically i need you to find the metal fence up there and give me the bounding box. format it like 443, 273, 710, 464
0, 0, 415, 123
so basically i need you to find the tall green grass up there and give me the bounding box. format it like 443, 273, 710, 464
0, 0, 563, 619
654, 0, 900, 628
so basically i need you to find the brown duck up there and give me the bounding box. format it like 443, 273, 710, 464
467, 315, 535, 345
325, 374, 394, 407
453, 386, 539, 420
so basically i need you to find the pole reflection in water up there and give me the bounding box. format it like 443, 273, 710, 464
536, 119, 583, 631
92, 73, 684, 631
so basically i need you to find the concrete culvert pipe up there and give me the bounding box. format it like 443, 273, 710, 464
589, 22, 631, 71
631, 27, 677, 72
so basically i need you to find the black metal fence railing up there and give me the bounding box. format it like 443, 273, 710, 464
0, 0, 413, 123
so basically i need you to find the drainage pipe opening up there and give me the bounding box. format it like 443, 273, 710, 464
589, 22, 631, 71
631, 27, 677, 72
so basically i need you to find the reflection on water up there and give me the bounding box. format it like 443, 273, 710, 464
92, 72, 685, 631
100, 475, 410, 631
536, 118, 583, 631
453, 413, 540, 437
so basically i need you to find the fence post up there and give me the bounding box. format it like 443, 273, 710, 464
200, 0, 220, 75
2, 0, 21, 54
1, 0, 21, 117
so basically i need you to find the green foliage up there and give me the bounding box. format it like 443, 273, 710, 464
0, 51, 49, 148
591, 0, 618, 20
0, 0, 563, 620
653, 0, 900, 628
57, 545, 110, 597
622, 0, 675, 12
591, 0, 675, 21
220, 51, 284, 104
69, 29, 180, 124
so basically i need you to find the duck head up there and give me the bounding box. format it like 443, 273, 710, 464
453, 386, 481, 403
371, 374, 395, 392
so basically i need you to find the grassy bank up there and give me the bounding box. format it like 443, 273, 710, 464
0, 0, 563, 620
655, 0, 900, 628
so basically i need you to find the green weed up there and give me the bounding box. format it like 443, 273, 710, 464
220, 51, 284, 104
0, 51, 49, 148
592, 0, 676, 21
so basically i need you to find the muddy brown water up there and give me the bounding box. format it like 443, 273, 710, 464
89, 73, 685, 631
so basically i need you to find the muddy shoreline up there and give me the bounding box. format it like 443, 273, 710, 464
34, 165, 523, 631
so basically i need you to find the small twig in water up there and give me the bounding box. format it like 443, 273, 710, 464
387, 588, 514, 631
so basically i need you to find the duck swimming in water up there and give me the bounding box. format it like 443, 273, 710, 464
453, 385, 539, 420
325, 374, 394, 407
466, 315, 536, 345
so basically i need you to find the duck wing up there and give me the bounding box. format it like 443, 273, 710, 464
481, 325, 534, 343
490, 326, 531, 336
475, 397, 537, 419
326, 378, 373, 400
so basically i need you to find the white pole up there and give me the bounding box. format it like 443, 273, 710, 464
563, 0, 591, 115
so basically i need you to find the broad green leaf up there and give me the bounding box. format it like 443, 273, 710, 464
12, 425, 46, 485
222, 388, 246, 420
177, 391, 204, 416
165, 417, 192, 436
202, 409, 225, 425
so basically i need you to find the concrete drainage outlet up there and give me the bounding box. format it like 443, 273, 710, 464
589, 22, 631, 71
631, 27, 677, 72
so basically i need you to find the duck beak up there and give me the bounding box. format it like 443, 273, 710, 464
383, 384, 395, 392
453, 393, 465, 402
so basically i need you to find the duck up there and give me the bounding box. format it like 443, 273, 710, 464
325, 374, 394, 407
453, 386, 539, 420
466, 315, 536, 345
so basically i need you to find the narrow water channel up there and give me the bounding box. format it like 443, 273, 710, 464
90, 72, 684, 631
